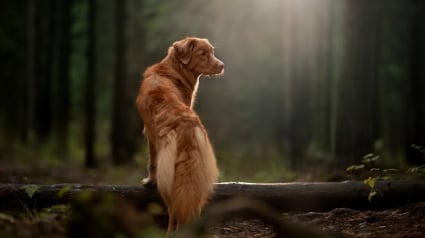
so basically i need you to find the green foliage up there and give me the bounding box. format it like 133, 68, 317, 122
348, 148, 425, 201
363, 176, 384, 202
407, 165, 425, 174
347, 154, 394, 201
22, 185, 40, 199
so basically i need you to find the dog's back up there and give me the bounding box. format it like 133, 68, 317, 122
137, 37, 223, 232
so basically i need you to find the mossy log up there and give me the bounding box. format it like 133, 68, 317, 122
1, 181, 425, 211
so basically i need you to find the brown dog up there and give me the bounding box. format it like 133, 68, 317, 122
136, 37, 224, 232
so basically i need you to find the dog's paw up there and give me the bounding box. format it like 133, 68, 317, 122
141, 177, 157, 187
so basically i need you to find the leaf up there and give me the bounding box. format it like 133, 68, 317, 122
363, 153, 375, 159
407, 167, 418, 173
22, 185, 40, 199
407, 165, 425, 174
383, 169, 398, 173
363, 176, 375, 189
346, 164, 365, 172
57, 185, 72, 198
368, 191, 377, 202
380, 176, 392, 181
370, 168, 381, 173
362, 154, 380, 164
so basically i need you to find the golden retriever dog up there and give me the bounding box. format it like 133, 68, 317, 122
136, 37, 224, 232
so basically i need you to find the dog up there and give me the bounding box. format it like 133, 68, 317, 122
136, 37, 224, 232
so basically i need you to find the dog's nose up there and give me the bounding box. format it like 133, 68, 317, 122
217, 61, 225, 72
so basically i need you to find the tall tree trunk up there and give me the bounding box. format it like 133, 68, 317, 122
112, 0, 133, 165
52, 0, 72, 159
85, 0, 97, 168
311, 0, 333, 161
335, 0, 379, 164
282, 0, 313, 169
328, 0, 342, 160
26, 0, 36, 144
406, 0, 425, 164
34, 0, 54, 140
281, 0, 294, 168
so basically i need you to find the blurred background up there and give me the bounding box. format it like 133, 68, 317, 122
0, 0, 424, 183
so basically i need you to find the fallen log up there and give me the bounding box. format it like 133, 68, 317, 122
215, 181, 425, 211
1, 181, 425, 212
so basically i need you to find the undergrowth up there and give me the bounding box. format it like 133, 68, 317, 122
346, 144, 425, 201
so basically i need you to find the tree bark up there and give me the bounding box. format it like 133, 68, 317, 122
336, 0, 380, 164
34, 0, 54, 140
85, 0, 97, 168
1, 181, 425, 212
112, 0, 134, 165
406, 0, 425, 164
26, 0, 36, 143
52, 0, 72, 160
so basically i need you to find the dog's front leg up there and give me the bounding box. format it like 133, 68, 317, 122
142, 138, 157, 187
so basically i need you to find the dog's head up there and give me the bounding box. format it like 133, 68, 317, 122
171, 37, 225, 77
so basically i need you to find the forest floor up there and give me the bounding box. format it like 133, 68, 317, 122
211, 201, 425, 237
0, 164, 425, 237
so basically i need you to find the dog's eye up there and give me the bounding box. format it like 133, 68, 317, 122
200, 51, 208, 57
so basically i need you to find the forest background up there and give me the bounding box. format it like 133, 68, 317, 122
0, 0, 424, 182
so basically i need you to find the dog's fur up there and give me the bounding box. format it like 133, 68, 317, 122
136, 37, 224, 232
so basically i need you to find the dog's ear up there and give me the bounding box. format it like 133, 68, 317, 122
173, 38, 195, 65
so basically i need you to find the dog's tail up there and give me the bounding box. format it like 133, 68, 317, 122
156, 126, 219, 232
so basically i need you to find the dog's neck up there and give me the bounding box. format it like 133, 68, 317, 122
161, 55, 201, 108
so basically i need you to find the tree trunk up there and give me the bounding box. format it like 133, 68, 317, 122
52, 0, 72, 160
282, 0, 313, 169
111, 0, 134, 165
85, 0, 97, 168
26, 0, 36, 144
34, 0, 54, 140
1, 181, 425, 212
335, 0, 380, 164
406, 0, 425, 164
281, 0, 294, 167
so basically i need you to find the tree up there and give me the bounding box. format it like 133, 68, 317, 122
282, 0, 314, 169
111, 0, 136, 165
33, 0, 54, 140
26, 0, 36, 143
334, 0, 380, 164
406, 0, 425, 164
52, 0, 73, 159
85, 0, 97, 168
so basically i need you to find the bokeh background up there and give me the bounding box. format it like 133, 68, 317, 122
1, 0, 424, 182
